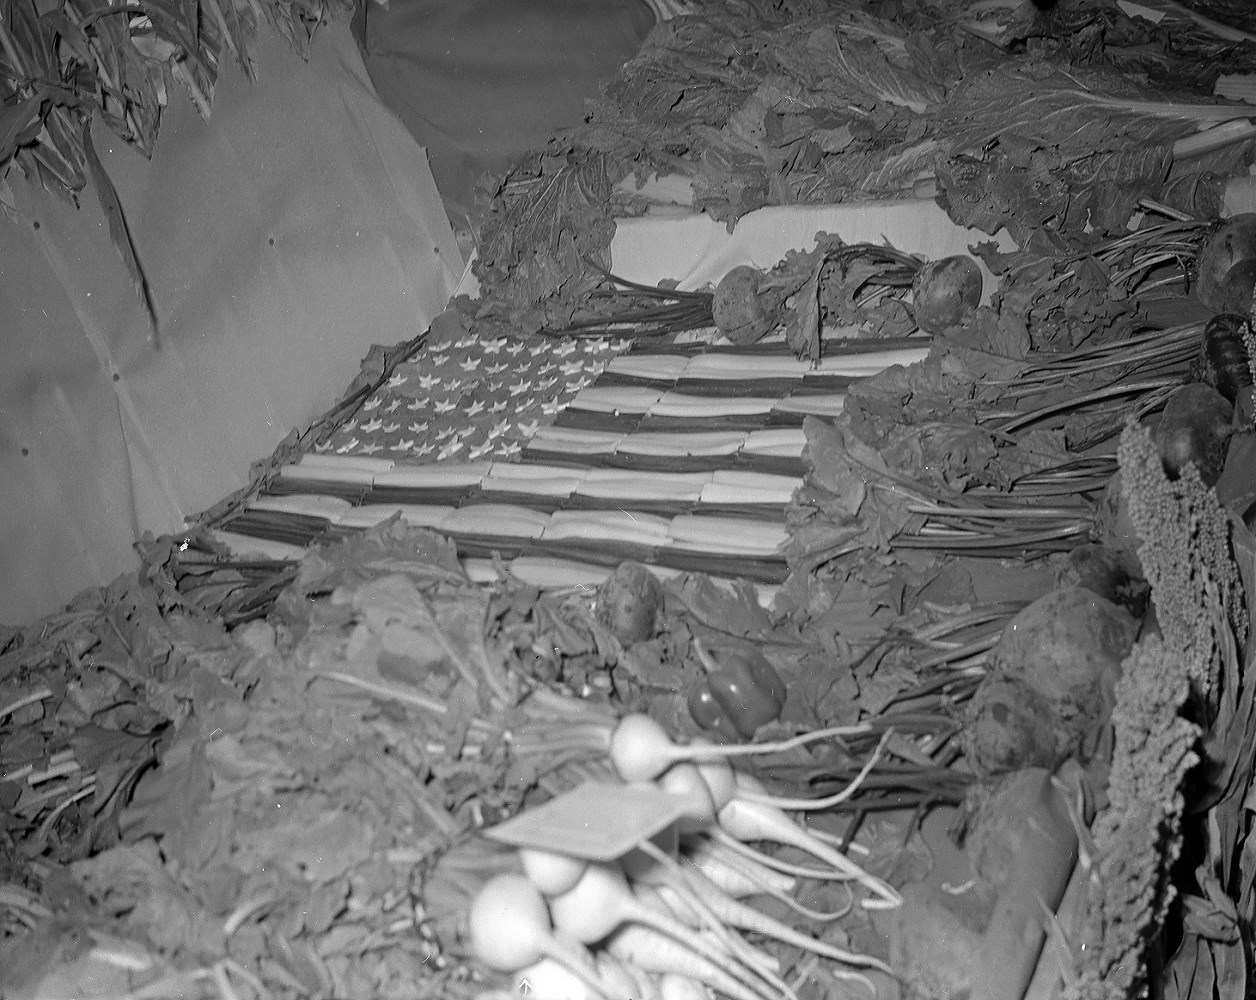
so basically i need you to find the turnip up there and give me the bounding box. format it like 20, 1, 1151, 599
910, 255, 982, 335
659, 763, 718, 834
468, 873, 617, 1000
1195, 213, 1256, 314
658, 973, 711, 1000
513, 959, 602, 1000
1150, 381, 1234, 487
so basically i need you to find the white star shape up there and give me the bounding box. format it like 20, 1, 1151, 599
408, 421, 429, 433
359, 442, 384, 455
361, 417, 384, 434
464, 399, 486, 416
434, 397, 457, 413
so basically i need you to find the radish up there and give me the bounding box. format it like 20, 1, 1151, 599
689, 738, 736, 811
632, 883, 783, 977
659, 763, 718, 833
513, 958, 600, 1000
609, 713, 869, 784
607, 925, 788, 1000
718, 775, 901, 909
658, 974, 712, 1000
521, 847, 589, 897
468, 873, 616, 1000
668, 867, 892, 977
709, 828, 864, 884
597, 952, 653, 1000
549, 862, 792, 1000
910, 255, 982, 335
683, 839, 798, 904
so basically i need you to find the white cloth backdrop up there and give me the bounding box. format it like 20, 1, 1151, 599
0, 19, 462, 625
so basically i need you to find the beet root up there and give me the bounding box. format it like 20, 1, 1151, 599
1151, 382, 1234, 487
910, 255, 982, 335
712, 265, 779, 345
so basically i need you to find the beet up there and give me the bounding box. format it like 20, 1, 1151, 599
1151, 382, 1234, 487
1196, 213, 1256, 314
910, 255, 982, 335
1199, 313, 1255, 405
595, 561, 665, 645
712, 265, 779, 345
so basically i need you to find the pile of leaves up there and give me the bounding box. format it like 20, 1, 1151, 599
471, 0, 1255, 334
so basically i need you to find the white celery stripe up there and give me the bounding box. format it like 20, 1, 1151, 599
528, 427, 626, 454
616, 430, 748, 456
743, 428, 807, 454
280, 464, 377, 485
685, 354, 812, 379
814, 345, 928, 373
699, 482, 793, 506
605, 354, 692, 380
480, 477, 583, 497
440, 504, 551, 538
668, 515, 788, 554
250, 494, 353, 520
487, 462, 588, 481
295, 454, 397, 474
570, 385, 665, 413
544, 509, 672, 545
773, 394, 846, 416
373, 461, 493, 488
711, 469, 804, 491
652, 393, 777, 417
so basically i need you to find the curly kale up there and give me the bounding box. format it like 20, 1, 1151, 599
1117, 422, 1248, 696
1072, 635, 1199, 1000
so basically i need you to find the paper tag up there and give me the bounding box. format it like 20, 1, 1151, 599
484, 782, 688, 862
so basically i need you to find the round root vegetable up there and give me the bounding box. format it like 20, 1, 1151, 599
1151, 382, 1234, 487
549, 863, 791, 1000
1199, 313, 1255, 405
659, 762, 718, 834
1195, 213, 1256, 314
910, 255, 982, 335
964, 586, 1138, 776
713, 266, 780, 346
1057, 544, 1148, 621
609, 712, 868, 785
514, 959, 602, 1000
596, 562, 666, 645
468, 873, 614, 999
521, 847, 590, 897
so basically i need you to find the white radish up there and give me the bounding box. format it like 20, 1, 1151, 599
688, 738, 736, 811
709, 828, 866, 883
658, 763, 717, 833
718, 778, 901, 909
596, 952, 648, 1000
658, 974, 712, 1000
670, 870, 892, 977
468, 873, 617, 1000
682, 838, 797, 898
633, 882, 782, 977
549, 862, 789, 1000
607, 925, 779, 1000
685, 840, 851, 922
610, 713, 869, 784
736, 730, 891, 811
521, 847, 589, 896
513, 958, 598, 1000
